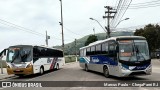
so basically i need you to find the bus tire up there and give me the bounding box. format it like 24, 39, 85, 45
40, 66, 44, 75
103, 66, 109, 78
56, 64, 59, 70
85, 64, 89, 72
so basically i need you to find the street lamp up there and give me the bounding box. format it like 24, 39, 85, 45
89, 18, 108, 38
89, 18, 107, 33
115, 18, 129, 28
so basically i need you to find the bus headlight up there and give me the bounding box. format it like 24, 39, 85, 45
26, 63, 32, 68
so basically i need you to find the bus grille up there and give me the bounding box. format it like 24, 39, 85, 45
129, 71, 146, 76
13, 70, 24, 72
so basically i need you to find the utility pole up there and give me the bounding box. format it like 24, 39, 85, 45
59, 0, 64, 53
45, 31, 50, 46
93, 28, 95, 36
103, 6, 116, 38
0, 57, 3, 74
46, 31, 48, 46
75, 39, 77, 62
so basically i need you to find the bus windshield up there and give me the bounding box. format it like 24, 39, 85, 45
119, 40, 150, 61
6, 47, 32, 63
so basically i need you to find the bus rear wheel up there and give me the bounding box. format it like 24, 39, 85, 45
103, 66, 109, 78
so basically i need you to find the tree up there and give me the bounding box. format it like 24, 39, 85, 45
134, 24, 160, 52
85, 35, 98, 46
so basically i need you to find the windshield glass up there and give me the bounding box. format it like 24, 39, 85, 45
119, 40, 150, 61
6, 47, 32, 63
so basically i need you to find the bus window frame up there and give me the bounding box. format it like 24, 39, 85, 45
90, 46, 95, 55
108, 40, 118, 61
86, 47, 91, 56
101, 42, 109, 55
95, 44, 102, 55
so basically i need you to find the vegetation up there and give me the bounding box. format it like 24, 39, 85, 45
65, 55, 79, 63
134, 24, 160, 52
85, 35, 98, 46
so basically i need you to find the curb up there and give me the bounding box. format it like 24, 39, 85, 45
65, 61, 78, 65
0, 74, 16, 80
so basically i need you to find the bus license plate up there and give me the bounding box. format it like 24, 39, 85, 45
15, 69, 20, 71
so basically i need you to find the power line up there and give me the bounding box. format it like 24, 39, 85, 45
110, 0, 125, 26
111, 0, 129, 27
63, 26, 84, 36
129, 3, 160, 9
127, 0, 160, 6
0, 20, 44, 37
114, 0, 132, 28
0, 18, 63, 41
115, 0, 160, 9
110, 0, 133, 28
112, 21, 160, 32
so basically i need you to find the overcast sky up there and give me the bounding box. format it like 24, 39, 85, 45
0, 0, 160, 51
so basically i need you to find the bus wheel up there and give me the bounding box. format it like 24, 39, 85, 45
56, 64, 59, 70
85, 64, 88, 71
103, 66, 109, 78
40, 67, 44, 75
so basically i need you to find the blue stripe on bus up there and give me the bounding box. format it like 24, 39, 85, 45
79, 57, 89, 63
79, 55, 118, 66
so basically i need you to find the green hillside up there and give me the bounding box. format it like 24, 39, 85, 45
53, 31, 134, 55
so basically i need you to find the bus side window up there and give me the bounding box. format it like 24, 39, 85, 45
83, 49, 86, 56
80, 49, 84, 57
102, 42, 108, 55
86, 47, 91, 56
96, 44, 101, 54
33, 47, 40, 62
108, 41, 117, 60
91, 46, 95, 55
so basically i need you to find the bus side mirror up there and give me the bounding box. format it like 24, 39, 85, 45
0, 49, 6, 56
0, 49, 8, 61
4, 49, 6, 56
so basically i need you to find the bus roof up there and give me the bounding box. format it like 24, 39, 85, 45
80, 36, 146, 50
9, 45, 63, 51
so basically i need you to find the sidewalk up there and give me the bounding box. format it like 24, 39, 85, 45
0, 68, 14, 80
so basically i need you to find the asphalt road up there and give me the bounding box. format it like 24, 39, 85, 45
1, 59, 160, 90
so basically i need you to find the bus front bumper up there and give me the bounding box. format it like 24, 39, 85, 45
119, 66, 152, 77
7, 66, 33, 75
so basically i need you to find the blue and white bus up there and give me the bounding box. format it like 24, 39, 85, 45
79, 36, 152, 77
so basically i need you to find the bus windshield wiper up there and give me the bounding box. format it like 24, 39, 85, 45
20, 50, 31, 62
11, 55, 18, 63
11, 50, 20, 63
135, 46, 146, 61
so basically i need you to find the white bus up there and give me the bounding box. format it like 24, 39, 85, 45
0, 45, 65, 77
79, 36, 152, 77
